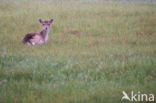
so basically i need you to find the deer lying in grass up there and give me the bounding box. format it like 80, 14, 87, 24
22, 19, 54, 45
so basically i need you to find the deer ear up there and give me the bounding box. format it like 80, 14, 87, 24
50, 19, 54, 24
38, 19, 43, 23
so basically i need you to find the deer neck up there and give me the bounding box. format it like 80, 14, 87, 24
40, 29, 49, 41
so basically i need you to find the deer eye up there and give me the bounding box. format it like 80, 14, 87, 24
43, 24, 44, 26
48, 24, 50, 25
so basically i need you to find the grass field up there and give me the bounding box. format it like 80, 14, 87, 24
0, 0, 156, 103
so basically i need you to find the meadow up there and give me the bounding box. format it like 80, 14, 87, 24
0, 0, 156, 103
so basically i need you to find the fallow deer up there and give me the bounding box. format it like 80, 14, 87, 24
22, 19, 54, 45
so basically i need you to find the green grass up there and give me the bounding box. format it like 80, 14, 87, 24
0, 1, 156, 103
